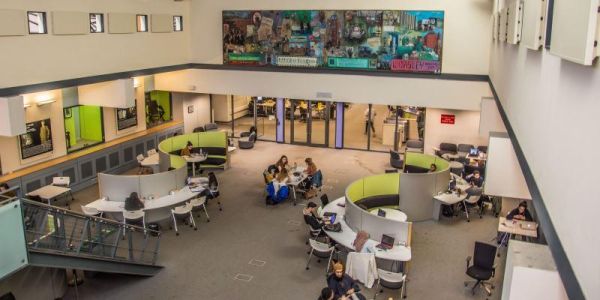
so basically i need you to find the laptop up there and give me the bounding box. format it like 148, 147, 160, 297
376, 234, 395, 250
323, 212, 337, 224
320, 194, 329, 207
377, 209, 387, 217
469, 148, 479, 156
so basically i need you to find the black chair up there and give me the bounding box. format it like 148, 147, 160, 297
436, 143, 457, 157
389, 150, 404, 169
464, 241, 497, 296
193, 126, 205, 133
477, 145, 488, 153
206, 172, 222, 211
320, 194, 329, 207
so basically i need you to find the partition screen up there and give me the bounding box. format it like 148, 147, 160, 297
223, 10, 444, 74
64, 105, 104, 153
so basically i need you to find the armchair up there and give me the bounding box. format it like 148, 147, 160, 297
389, 150, 404, 169
457, 144, 474, 157
238, 131, 257, 149
405, 139, 424, 153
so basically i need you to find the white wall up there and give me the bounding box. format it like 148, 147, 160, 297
190, 0, 493, 75
489, 23, 600, 300
173, 92, 211, 133
211, 94, 230, 122
154, 69, 492, 111
422, 108, 488, 155
0, 0, 190, 88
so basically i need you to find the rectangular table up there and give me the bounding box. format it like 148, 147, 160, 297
27, 185, 72, 206
497, 217, 538, 250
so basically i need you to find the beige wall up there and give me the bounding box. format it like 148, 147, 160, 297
190, 0, 493, 75
154, 69, 492, 110
0, 90, 67, 173
489, 29, 600, 299
172, 92, 211, 133
423, 108, 488, 155
103, 77, 148, 142
0, 0, 190, 88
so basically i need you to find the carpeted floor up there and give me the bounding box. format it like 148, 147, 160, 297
65, 141, 505, 300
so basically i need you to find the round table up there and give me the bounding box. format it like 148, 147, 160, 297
370, 208, 408, 222
449, 161, 464, 176
183, 154, 207, 176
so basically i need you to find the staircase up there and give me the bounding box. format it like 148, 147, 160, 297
1, 196, 163, 279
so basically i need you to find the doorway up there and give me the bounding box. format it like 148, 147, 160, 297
289, 100, 330, 147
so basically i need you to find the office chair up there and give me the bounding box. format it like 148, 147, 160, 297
320, 194, 329, 207
464, 241, 497, 296
190, 196, 210, 222
206, 172, 222, 211
305, 239, 336, 275
374, 268, 407, 299
462, 194, 482, 222
171, 202, 197, 236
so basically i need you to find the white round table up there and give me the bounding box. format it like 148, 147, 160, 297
184, 154, 207, 176
370, 208, 408, 222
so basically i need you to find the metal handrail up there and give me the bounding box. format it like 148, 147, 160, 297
20, 198, 160, 235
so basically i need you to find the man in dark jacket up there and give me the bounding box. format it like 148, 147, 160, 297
506, 201, 533, 221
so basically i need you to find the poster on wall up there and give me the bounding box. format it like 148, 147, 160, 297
117, 105, 138, 131
222, 10, 444, 73
20, 119, 53, 160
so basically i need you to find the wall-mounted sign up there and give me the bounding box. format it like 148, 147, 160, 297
440, 114, 455, 124
276, 56, 319, 67
223, 10, 444, 73
116, 105, 138, 131
20, 119, 53, 159
390, 59, 440, 73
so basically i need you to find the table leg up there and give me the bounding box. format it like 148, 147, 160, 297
291, 186, 297, 206
192, 163, 196, 177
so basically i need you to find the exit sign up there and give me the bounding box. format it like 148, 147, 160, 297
441, 114, 455, 124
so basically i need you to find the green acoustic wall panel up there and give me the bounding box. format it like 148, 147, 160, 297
79, 106, 103, 141
363, 173, 399, 197
346, 178, 365, 202
0, 201, 28, 280
405, 152, 449, 171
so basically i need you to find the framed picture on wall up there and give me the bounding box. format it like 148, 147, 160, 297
116, 104, 138, 131
187, 105, 194, 114
19, 119, 53, 160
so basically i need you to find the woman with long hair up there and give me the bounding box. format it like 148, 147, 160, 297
276, 155, 290, 171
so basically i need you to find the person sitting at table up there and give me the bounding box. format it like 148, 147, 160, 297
180, 141, 194, 156
0, 183, 16, 198
466, 170, 484, 187
301, 158, 319, 191
428, 163, 437, 173
318, 287, 348, 300
264, 165, 279, 183
125, 192, 144, 211
303, 201, 327, 237
506, 201, 533, 221
275, 155, 290, 172
273, 168, 290, 193
327, 262, 366, 300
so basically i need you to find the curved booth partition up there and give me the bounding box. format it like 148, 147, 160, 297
399, 152, 450, 221
158, 131, 229, 172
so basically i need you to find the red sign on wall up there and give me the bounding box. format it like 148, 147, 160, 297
440, 114, 455, 124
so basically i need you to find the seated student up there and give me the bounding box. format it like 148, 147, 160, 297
303, 202, 327, 236
466, 170, 484, 187
264, 164, 279, 183
275, 155, 290, 172
272, 168, 290, 193
301, 158, 319, 191
318, 287, 348, 300
327, 262, 366, 300
506, 201, 533, 221
180, 141, 194, 156
0, 183, 15, 198
428, 163, 437, 173
124, 192, 144, 211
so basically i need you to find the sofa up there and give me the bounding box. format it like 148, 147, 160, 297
435, 143, 457, 157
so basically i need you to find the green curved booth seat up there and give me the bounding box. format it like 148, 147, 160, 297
159, 131, 229, 169
346, 173, 400, 209
404, 152, 449, 173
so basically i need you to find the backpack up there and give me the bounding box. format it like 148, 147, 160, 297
276, 185, 289, 202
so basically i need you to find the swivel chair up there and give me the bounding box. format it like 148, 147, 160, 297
464, 241, 497, 296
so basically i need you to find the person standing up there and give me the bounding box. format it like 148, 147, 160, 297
363, 108, 376, 136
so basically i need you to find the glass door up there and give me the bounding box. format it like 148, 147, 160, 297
290, 100, 330, 147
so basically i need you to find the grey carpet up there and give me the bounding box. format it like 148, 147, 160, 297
65, 141, 505, 300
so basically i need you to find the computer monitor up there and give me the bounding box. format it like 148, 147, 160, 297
469, 147, 479, 156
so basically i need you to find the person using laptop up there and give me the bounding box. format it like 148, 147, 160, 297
318, 287, 348, 300
506, 201, 533, 222
327, 262, 366, 300
466, 170, 484, 187
303, 202, 328, 236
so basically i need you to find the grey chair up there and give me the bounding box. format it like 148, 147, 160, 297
389, 150, 404, 169
238, 132, 256, 149
193, 126, 205, 133
458, 144, 474, 157
477, 145, 488, 153
204, 123, 218, 131
436, 143, 457, 157
405, 139, 424, 152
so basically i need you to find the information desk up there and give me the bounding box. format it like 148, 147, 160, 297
86, 186, 204, 223
321, 197, 411, 262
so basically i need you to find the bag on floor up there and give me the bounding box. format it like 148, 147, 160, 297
442, 204, 454, 217
276, 185, 289, 203
304, 188, 317, 200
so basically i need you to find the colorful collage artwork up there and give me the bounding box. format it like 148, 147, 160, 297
223, 10, 444, 73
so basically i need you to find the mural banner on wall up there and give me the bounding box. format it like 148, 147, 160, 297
117, 105, 138, 131
223, 10, 444, 74
20, 119, 53, 160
